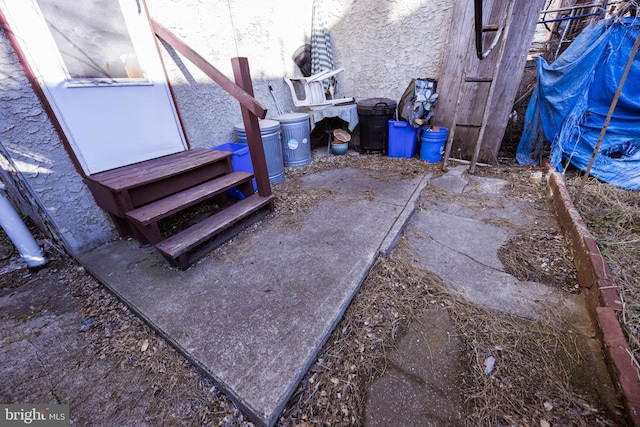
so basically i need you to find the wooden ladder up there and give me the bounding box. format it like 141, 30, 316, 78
84, 147, 275, 269
441, 0, 516, 173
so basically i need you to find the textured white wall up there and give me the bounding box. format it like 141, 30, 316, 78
0, 0, 454, 253
0, 30, 115, 254
145, 0, 314, 148
328, 0, 454, 101
146, 0, 454, 148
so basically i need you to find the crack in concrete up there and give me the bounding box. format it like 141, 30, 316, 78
425, 233, 506, 274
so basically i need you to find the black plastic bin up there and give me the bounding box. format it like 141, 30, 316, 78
357, 98, 397, 153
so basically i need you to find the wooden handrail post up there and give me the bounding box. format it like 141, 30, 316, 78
231, 57, 272, 197
151, 19, 272, 198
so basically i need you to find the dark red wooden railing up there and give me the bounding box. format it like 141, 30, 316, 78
150, 19, 272, 198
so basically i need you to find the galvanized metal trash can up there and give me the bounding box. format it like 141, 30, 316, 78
234, 119, 285, 184
274, 112, 311, 167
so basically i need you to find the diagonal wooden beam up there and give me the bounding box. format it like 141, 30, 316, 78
150, 19, 267, 120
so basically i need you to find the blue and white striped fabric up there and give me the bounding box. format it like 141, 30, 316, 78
311, 0, 335, 93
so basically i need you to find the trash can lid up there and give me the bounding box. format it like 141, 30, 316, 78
357, 97, 397, 115
273, 112, 309, 123
234, 119, 281, 132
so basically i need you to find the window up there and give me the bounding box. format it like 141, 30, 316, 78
36, 0, 148, 85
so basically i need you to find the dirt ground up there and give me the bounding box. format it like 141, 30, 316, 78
0, 155, 629, 426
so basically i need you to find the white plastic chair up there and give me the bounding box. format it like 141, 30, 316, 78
284, 68, 353, 107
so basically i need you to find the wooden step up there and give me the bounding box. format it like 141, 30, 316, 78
88, 147, 232, 192
155, 193, 275, 268
464, 77, 493, 83
84, 148, 234, 217
126, 171, 254, 226
482, 25, 500, 32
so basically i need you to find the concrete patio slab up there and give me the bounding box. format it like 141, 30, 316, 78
75, 162, 630, 426
78, 166, 425, 427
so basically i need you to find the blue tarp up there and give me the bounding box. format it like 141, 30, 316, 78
517, 18, 640, 190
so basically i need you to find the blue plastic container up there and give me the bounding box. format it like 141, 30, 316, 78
420, 127, 448, 162
388, 120, 418, 158
212, 142, 256, 199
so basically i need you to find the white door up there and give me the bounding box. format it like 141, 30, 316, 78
0, 0, 187, 175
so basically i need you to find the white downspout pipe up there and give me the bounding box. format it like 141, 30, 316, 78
0, 182, 47, 268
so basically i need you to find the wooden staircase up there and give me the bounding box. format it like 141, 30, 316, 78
83, 24, 277, 269
84, 147, 275, 269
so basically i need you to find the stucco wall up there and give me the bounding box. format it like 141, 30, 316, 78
145, 0, 314, 148
330, 0, 454, 100
0, 29, 114, 254
146, 0, 454, 149
0, 0, 454, 254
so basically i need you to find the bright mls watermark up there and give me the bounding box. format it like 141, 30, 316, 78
0, 405, 69, 426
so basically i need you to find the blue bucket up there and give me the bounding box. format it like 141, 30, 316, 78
420, 127, 448, 162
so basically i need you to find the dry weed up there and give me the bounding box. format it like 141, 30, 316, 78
566, 175, 640, 368
1, 155, 627, 426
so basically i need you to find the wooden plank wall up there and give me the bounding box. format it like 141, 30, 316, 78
435, 0, 545, 164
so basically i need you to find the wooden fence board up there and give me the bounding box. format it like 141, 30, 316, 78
435, 0, 545, 164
